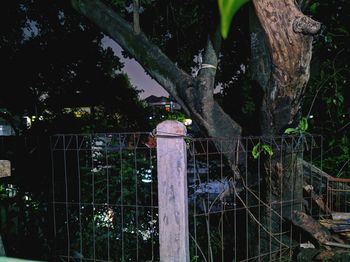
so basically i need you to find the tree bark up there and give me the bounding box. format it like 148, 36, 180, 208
250, 0, 321, 257
252, 0, 320, 136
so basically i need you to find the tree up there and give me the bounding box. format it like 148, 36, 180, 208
70, 0, 327, 257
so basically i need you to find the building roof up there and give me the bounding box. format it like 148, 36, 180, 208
144, 95, 170, 104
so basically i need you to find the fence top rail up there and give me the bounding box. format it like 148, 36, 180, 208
49, 132, 322, 152
50, 132, 155, 151
188, 133, 322, 141
1, 132, 323, 140
51, 132, 151, 137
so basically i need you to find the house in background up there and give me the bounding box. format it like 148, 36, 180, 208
145, 95, 181, 113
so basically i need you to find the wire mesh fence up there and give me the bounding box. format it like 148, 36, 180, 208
326, 177, 350, 214
187, 135, 324, 261
51, 133, 158, 261
50, 132, 325, 262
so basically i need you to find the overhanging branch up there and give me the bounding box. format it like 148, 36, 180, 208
71, 0, 192, 114
72, 0, 243, 140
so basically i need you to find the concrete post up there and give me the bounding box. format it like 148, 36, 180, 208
156, 120, 189, 262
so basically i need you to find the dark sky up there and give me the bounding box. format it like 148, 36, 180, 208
102, 36, 169, 100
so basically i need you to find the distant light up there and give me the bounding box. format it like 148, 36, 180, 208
142, 178, 152, 183
23, 116, 31, 128
309, 115, 314, 119
141, 171, 152, 183
183, 119, 192, 126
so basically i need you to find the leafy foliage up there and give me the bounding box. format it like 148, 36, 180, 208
252, 142, 273, 159
0, 137, 52, 260
303, 0, 350, 177
0, 0, 149, 134
284, 117, 309, 135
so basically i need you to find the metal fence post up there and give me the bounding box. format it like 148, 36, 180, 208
156, 120, 189, 262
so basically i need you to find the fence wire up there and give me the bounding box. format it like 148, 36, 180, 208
188, 135, 324, 262
51, 133, 324, 262
51, 133, 158, 262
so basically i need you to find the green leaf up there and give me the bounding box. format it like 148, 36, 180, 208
298, 117, 308, 132
284, 128, 297, 134
262, 145, 273, 156
252, 143, 261, 159
218, 0, 249, 39
191, 256, 199, 262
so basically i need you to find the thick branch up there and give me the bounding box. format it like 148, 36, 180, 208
71, 0, 192, 115
291, 210, 331, 244
197, 26, 221, 86
190, 26, 242, 140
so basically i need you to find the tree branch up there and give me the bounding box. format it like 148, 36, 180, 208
188, 25, 242, 139
196, 26, 221, 98
293, 15, 321, 35
291, 210, 331, 244
71, 0, 193, 115
197, 26, 221, 83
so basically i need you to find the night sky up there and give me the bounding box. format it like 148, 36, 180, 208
102, 36, 169, 100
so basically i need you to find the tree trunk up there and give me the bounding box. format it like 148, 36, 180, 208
251, 0, 321, 257
252, 0, 320, 136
